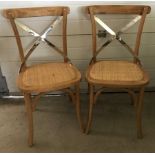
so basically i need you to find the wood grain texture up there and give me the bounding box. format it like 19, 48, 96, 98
86, 5, 151, 15
3, 6, 70, 18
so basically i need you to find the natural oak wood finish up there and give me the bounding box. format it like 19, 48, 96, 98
3, 6, 83, 146
3, 7, 69, 18
86, 5, 151, 15
85, 5, 151, 138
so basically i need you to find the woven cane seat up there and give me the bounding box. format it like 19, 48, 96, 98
17, 62, 81, 92
87, 61, 149, 86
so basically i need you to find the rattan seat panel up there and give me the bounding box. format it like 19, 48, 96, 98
17, 62, 81, 92
89, 61, 144, 82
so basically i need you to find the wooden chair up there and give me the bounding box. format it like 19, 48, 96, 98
85, 5, 151, 138
3, 6, 83, 146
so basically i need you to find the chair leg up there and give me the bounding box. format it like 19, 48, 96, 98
127, 89, 137, 107
65, 88, 75, 105
88, 83, 90, 95
75, 83, 84, 133
24, 93, 33, 146
85, 84, 94, 134
136, 87, 145, 139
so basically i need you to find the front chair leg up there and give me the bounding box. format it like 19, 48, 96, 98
85, 84, 94, 134
136, 87, 145, 139
24, 93, 33, 146
75, 83, 84, 133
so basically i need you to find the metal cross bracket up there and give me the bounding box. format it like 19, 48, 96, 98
94, 15, 142, 64
15, 17, 70, 72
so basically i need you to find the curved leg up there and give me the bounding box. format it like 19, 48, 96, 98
32, 92, 43, 111
24, 93, 33, 146
64, 88, 75, 105
136, 87, 144, 139
85, 84, 94, 134
68, 92, 74, 103
94, 87, 104, 105
88, 83, 90, 95
127, 89, 137, 107
75, 83, 84, 133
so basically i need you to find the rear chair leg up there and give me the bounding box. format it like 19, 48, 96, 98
24, 93, 33, 146
136, 87, 145, 139
127, 90, 137, 107
85, 84, 94, 134
75, 83, 84, 133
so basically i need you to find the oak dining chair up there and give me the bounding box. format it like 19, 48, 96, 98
3, 6, 83, 146
85, 5, 151, 138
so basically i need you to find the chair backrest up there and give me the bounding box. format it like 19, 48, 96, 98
86, 5, 151, 64
3, 6, 70, 72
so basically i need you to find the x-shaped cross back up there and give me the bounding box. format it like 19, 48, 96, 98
92, 15, 142, 65
15, 16, 70, 72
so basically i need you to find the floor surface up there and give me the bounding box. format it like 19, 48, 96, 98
0, 92, 155, 152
